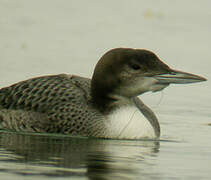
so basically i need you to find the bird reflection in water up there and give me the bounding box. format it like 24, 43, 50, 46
0, 131, 160, 179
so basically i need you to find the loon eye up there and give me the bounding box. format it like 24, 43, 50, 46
129, 63, 140, 70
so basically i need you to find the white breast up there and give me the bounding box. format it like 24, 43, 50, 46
104, 105, 156, 139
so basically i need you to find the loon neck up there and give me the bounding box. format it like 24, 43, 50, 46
91, 94, 116, 113
90, 76, 116, 113
91, 91, 160, 138
90, 74, 141, 113
91, 87, 134, 114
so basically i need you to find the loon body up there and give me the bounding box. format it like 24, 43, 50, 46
0, 48, 206, 139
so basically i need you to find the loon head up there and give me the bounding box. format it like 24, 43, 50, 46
91, 48, 206, 111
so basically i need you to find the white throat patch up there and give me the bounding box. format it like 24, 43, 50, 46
104, 105, 156, 139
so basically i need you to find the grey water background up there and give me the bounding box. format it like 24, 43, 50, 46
0, 0, 211, 179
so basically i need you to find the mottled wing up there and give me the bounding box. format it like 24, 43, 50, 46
0, 74, 93, 133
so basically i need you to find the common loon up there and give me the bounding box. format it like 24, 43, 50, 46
0, 48, 206, 139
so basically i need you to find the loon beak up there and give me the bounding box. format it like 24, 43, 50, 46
154, 69, 207, 84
